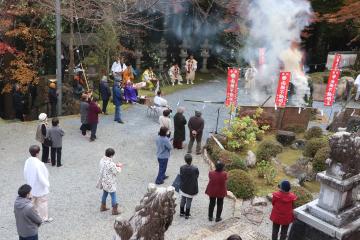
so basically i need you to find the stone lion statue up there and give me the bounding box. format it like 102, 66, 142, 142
114, 183, 176, 240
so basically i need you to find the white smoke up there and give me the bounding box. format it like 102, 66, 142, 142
242, 0, 312, 106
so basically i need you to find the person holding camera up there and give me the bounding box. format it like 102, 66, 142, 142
270, 180, 297, 240
14, 184, 43, 240
187, 110, 204, 155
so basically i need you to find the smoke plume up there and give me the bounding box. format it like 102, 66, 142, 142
242, 0, 312, 106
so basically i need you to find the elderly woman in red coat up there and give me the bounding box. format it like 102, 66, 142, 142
205, 161, 228, 222
270, 180, 297, 240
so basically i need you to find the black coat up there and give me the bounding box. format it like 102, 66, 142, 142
48, 88, 58, 104
13, 91, 24, 112
99, 81, 111, 101
180, 164, 199, 195
173, 112, 187, 141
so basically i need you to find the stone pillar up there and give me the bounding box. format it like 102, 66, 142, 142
179, 41, 189, 71
158, 38, 168, 72
200, 39, 210, 73
134, 49, 143, 72
289, 131, 360, 240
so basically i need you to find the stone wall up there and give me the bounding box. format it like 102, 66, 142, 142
238, 106, 312, 130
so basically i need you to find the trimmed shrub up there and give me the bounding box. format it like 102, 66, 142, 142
303, 137, 328, 158
227, 169, 255, 199
256, 161, 277, 185
313, 146, 330, 172
304, 126, 323, 140
225, 155, 247, 171
292, 186, 313, 207
256, 140, 283, 162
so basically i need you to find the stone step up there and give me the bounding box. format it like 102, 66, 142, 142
179, 218, 267, 240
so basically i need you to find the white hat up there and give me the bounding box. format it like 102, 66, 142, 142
38, 113, 47, 121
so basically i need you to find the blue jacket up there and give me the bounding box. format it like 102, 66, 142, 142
156, 136, 172, 159
99, 81, 111, 100
113, 85, 122, 106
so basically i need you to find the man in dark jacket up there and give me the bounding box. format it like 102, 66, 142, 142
99, 76, 111, 114
48, 82, 58, 117
14, 184, 42, 240
113, 83, 124, 124
179, 154, 199, 219
13, 84, 25, 121
187, 110, 205, 154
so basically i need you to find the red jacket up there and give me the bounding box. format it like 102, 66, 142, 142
270, 191, 297, 225
88, 101, 101, 124
205, 171, 228, 198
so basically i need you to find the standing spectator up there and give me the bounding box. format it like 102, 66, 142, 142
23, 145, 53, 222
14, 184, 43, 240
111, 56, 126, 85
159, 109, 171, 137
48, 118, 65, 167
113, 83, 124, 124
179, 154, 199, 219
80, 93, 90, 136
35, 113, 50, 163
155, 127, 172, 184
48, 82, 58, 117
187, 110, 205, 154
29, 82, 38, 109
99, 75, 111, 114
205, 161, 228, 222
88, 97, 102, 142
97, 148, 123, 215
13, 84, 25, 121
173, 107, 187, 149
355, 74, 360, 101
270, 180, 297, 240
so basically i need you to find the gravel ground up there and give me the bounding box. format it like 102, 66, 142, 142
0, 79, 236, 240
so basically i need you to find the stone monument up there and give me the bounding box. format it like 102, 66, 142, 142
158, 38, 168, 72
134, 49, 143, 72
179, 40, 189, 71
200, 39, 210, 73
114, 183, 176, 240
288, 131, 360, 240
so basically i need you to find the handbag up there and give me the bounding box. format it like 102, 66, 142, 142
172, 174, 181, 192
43, 137, 52, 147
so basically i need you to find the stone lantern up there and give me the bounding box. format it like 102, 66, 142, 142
179, 40, 189, 71
158, 38, 168, 72
200, 39, 210, 73
134, 49, 143, 72
289, 131, 360, 240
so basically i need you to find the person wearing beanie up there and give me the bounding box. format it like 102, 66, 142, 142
35, 113, 50, 163
187, 110, 205, 154
179, 154, 199, 219
14, 184, 43, 240
270, 180, 297, 240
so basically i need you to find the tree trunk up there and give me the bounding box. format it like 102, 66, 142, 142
68, 0, 75, 82
106, 48, 110, 77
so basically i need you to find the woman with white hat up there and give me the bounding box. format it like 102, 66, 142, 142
35, 113, 50, 163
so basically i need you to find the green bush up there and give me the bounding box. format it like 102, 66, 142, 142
206, 138, 246, 171
223, 108, 269, 152
227, 169, 255, 199
256, 161, 277, 185
303, 137, 328, 158
304, 126, 323, 140
256, 140, 283, 162
313, 146, 330, 172
292, 186, 313, 207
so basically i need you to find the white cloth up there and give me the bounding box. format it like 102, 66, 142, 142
159, 116, 171, 130
98, 156, 121, 192
169, 66, 183, 83
185, 59, 197, 72
111, 61, 126, 74
154, 96, 168, 107
24, 157, 49, 197
355, 74, 360, 87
